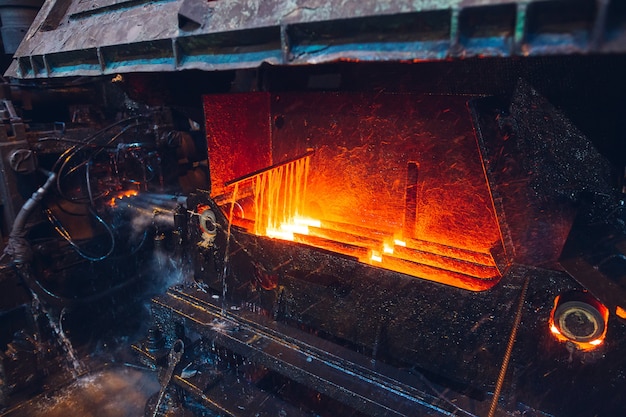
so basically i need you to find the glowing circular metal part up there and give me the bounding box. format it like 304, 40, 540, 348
554, 301, 605, 343
549, 291, 609, 351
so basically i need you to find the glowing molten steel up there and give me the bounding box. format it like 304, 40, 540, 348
252, 155, 310, 238
206, 92, 505, 291
266, 216, 321, 241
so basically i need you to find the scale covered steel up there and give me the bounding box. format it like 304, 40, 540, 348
6, 0, 626, 78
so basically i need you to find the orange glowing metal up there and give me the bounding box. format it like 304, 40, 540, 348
281, 223, 308, 235
550, 324, 561, 335
196, 204, 210, 214
108, 189, 138, 206
218, 147, 503, 290
266, 227, 296, 241
293, 216, 321, 228
265, 217, 320, 241
370, 251, 383, 263
251, 155, 310, 237
207, 93, 506, 291
548, 295, 609, 352
616, 306, 626, 320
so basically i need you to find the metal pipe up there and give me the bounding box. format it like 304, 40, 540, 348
224, 149, 314, 187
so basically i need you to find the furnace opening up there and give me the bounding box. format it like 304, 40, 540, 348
205, 92, 505, 291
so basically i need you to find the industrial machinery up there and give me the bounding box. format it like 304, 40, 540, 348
0, 1, 625, 416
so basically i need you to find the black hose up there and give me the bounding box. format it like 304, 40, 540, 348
45, 207, 116, 262
3, 169, 57, 263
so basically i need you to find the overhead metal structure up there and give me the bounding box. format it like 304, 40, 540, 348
6, 0, 626, 78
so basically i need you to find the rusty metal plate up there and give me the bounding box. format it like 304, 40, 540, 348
6, 0, 626, 79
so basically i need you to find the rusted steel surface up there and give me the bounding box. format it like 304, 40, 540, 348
6, 0, 626, 78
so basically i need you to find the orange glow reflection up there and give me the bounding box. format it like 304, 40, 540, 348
548, 295, 608, 352
108, 189, 138, 207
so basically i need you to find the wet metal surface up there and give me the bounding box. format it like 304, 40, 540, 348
152, 285, 485, 416
2, 366, 159, 417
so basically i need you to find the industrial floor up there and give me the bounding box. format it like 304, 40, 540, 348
2, 366, 159, 417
